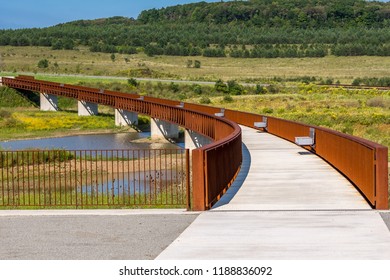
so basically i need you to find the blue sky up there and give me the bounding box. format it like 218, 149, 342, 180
0, 0, 222, 29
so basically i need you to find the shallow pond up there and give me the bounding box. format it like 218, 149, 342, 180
0, 132, 183, 151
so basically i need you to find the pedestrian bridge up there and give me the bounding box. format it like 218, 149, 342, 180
1, 75, 388, 212
157, 126, 390, 260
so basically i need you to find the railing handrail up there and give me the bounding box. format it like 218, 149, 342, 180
2, 75, 243, 210
2, 75, 388, 210
223, 108, 388, 209
227, 110, 384, 150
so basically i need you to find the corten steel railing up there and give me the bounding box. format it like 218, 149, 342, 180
2, 76, 388, 209
2, 76, 242, 210
0, 149, 189, 208
224, 110, 389, 209
169, 99, 388, 209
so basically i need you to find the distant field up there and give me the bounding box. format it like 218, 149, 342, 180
2, 46, 390, 83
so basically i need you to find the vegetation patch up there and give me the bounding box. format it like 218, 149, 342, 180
0, 87, 34, 107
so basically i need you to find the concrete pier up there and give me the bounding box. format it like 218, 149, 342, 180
78, 100, 98, 116
115, 109, 138, 126
151, 118, 179, 140
40, 93, 58, 111
184, 129, 212, 150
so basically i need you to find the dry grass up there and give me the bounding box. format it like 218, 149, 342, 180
2, 46, 390, 83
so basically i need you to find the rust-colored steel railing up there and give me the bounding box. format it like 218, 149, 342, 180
0, 149, 189, 209
191, 117, 242, 210
2, 76, 243, 211
224, 109, 388, 209
2, 75, 388, 210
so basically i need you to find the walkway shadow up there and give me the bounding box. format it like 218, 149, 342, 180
212, 143, 251, 209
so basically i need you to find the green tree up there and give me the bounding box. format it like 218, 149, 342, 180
51, 40, 63, 50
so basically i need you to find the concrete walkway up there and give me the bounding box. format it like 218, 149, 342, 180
0, 209, 198, 260
157, 126, 390, 259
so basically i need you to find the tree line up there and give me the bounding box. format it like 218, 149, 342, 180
138, 0, 390, 28
1, 0, 390, 58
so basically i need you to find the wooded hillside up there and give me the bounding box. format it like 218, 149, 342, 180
1, 0, 390, 58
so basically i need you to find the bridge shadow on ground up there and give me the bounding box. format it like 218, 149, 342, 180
16, 89, 39, 107
212, 143, 251, 209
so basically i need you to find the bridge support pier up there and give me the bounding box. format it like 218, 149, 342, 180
78, 100, 98, 116
151, 118, 179, 141
185, 129, 212, 150
115, 109, 138, 126
40, 93, 58, 111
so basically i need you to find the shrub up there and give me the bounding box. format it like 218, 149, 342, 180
178, 93, 187, 100
367, 97, 390, 108
227, 80, 243, 95
169, 82, 179, 93
324, 78, 334, 85
352, 78, 362, 86
127, 78, 139, 87
352, 77, 390, 87
223, 95, 234, 103
191, 84, 203, 95
267, 84, 280, 94
255, 84, 267, 94
37, 59, 49, 68
262, 108, 274, 114
199, 96, 211, 104
194, 60, 201, 68
215, 79, 228, 93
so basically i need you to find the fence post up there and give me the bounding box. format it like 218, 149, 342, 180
376, 146, 389, 210
185, 149, 191, 211
192, 149, 207, 211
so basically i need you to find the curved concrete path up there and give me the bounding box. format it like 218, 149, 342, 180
157, 126, 390, 259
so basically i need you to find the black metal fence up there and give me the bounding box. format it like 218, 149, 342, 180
0, 149, 190, 209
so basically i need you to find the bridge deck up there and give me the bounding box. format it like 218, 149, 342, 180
157, 126, 390, 259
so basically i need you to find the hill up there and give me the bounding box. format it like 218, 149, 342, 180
0, 0, 390, 58
139, 0, 390, 28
